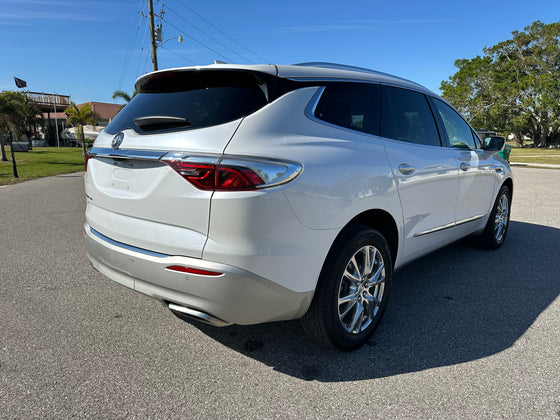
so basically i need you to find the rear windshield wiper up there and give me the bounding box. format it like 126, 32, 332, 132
134, 116, 191, 131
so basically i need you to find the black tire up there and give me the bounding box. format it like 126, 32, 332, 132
478, 185, 511, 250
301, 225, 392, 351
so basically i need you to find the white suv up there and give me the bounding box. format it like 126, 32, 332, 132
84, 63, 512, 350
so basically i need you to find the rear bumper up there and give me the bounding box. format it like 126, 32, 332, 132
84, 223, 313, 325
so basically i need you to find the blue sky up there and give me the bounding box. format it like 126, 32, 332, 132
1, 0, 559, 104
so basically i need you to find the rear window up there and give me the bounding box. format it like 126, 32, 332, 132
105, 70, 269, 134
314, 83, 380, 136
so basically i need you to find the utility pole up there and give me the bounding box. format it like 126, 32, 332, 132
148, 0, 158, 71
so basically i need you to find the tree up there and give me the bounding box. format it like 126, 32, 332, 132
0, 127, 7, 161
441, 20, 560, 147
0, 91, 39, 177
64, 102, 99, 156
112, 89, 136, 103
112, 89, 137, 111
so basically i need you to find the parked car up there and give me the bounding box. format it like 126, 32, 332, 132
84, 62, 513, 350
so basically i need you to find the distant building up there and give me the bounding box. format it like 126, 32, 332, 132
23, 92, 124, 145
78, 102, 123, 126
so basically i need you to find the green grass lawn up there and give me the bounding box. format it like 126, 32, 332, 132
0, 146, 85, 185
508, 146, 560, 165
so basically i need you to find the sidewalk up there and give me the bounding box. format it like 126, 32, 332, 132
510, 162, 560, 169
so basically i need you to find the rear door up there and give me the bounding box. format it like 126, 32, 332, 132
429, 97, 496, 224
380, 85, 459, 262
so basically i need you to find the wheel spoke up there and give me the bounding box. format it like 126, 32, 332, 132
366, 262, 385, 287
363, 246, 375, 276
344, 256, 361, 284
349, 302, 364, 333
339, 299, 357, 319
362, 292, 380, 307
338, 292, 358, 306
343, 269, 361, 284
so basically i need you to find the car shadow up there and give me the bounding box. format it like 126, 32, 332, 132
179, 221, 560, 382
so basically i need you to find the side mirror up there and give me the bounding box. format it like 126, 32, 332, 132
483, 136, 505, 151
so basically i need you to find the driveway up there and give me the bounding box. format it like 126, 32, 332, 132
0, 168, 559, 418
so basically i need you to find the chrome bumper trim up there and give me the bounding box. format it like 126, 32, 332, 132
90, 227, 169, 258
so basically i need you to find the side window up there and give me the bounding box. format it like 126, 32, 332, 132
431, 98, 477, 149
314, 83, 380, 136
380, 86, 441, 147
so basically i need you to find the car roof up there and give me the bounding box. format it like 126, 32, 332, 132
134, 62, 433, 95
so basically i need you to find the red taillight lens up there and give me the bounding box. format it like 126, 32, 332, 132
166, 265, 223, 276
164, 160, 264, 191
216, 165, 264, 190
163, 155, 302, 191
84, 152, 91, 172
167, 161, 216, 190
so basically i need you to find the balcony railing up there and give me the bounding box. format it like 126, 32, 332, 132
27, 92, 71, 111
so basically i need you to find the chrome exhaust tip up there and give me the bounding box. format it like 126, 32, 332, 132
168, 302, 231, 327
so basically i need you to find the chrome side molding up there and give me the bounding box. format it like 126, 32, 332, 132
414, 214, 484, 237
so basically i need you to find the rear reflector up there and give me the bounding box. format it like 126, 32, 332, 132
166, 265, 223, 277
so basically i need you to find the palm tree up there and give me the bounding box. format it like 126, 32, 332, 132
0, 91, 38, 177
64, 102, 99, 156
0, 129, 9, 162
112, 89, 137, 109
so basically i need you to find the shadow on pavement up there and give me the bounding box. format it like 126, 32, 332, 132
181, 221, 560, 382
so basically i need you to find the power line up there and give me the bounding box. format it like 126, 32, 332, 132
118, 0, 147, 90
160, 1, 254, 64
135, 14, 150, 76
142, 45, 152, 74
160, 17, 234, 63
159, 45, 198, 66
174, 0, 269, 63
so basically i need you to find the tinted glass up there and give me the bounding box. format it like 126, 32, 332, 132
314, 83, 380, 136
106, 71, 268, 135
380, 86, 441, 147
431, 98, 477, 149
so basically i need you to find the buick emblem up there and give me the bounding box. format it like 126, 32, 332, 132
111, 132, 124, 149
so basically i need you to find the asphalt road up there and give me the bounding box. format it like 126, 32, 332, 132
1, 168, 559, 419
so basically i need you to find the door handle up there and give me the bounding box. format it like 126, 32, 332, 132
398, 164, 415, 175
460, 162, 470, 171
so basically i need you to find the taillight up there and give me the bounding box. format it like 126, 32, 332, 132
166, 162, 216, 190
84, 152, 91, 172
162, 155, 302, 191
164, 161, 263, 191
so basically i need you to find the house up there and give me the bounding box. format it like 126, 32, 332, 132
77, 102, 123, 127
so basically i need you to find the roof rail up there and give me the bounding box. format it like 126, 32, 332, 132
293, 62, 419, 86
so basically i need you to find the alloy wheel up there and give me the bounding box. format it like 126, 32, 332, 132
494, 193, 509, 242
338, 245, 385, 334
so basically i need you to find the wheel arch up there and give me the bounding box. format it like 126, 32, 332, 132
502, 177, 514, 200
333, 209, 399, 269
